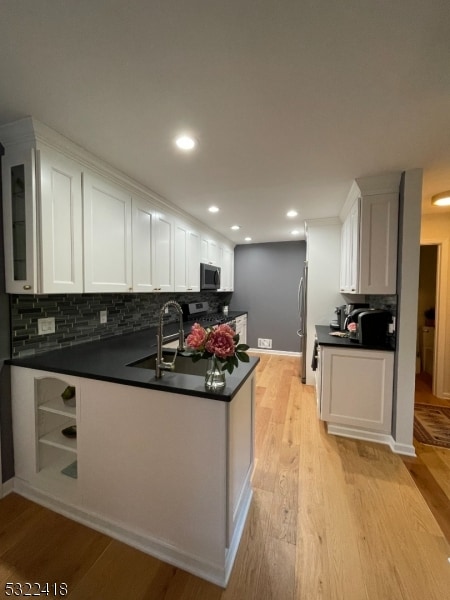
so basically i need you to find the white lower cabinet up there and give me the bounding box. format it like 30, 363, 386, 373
10, 366, 255, 587
319, 345, 394, 434
235, 314, 247, 345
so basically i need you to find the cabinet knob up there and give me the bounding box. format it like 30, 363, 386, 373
23, 285, 32, 290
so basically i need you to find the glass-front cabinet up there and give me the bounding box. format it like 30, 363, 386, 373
1, 138, 83, 294
2, 147, 37, 293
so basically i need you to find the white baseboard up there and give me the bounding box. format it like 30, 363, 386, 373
326, 424, 416, 456
0, 477, 14, 498
11, 477, 251, 588
249, 348, 300, 357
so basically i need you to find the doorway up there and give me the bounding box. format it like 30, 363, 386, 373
415, 244, 438, 400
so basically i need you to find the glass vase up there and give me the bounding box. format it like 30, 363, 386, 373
205, 356, 226, 390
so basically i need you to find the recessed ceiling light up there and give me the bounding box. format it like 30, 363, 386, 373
231, 225, 241, 230
431, 191, 450, 206
287, 210, 298, 218
244, 237, 252, 242
208, 206, 219, 213
175, 135, 197, 150
291, 230, 300, 235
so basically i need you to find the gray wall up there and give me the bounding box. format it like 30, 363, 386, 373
229, 241, 306, 352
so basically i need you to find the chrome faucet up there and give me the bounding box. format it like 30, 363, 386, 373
155, 300, 185, 378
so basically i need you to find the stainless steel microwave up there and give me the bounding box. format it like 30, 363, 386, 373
200, 263, 221, 290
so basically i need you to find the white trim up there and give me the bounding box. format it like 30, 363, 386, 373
420, 238, 449, 399
11, 478, 244, 587
249, 348, 300, 357
326, 424, 416, 456
0, 477, 15, 498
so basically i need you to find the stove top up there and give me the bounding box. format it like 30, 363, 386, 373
182, 302, 230, 325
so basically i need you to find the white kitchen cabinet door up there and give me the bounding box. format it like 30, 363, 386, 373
219, 245, 234, 291
174, 220, 200, 292
320, 346, 394, 433
2, 146, 83, 294
339, 199, 359, 293
153, 210, 174, 292
235, 314, 247, 345
38, 149, 83, 293
358, 193, 398, 294
2, 147, 37, 293
132, 195, 155, 292
83, 172, 132, 292
201, 235, 219, 266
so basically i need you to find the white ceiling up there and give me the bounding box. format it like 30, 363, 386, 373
1, 1, 449, 244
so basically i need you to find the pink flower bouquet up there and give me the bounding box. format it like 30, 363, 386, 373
185, 322, 250, 374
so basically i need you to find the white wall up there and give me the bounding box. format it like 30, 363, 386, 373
421, 212, 450, 399
305, 219, 343, 385
392, 169, 422, 454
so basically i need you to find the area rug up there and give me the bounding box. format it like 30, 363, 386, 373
414, 404, 450, 449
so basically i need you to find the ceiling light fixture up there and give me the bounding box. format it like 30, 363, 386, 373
286, 210, 298, 218
291, 230, 300, 235
245, 237, 252, 242
175, 135, 197, 150
208, 206, 219, 213
231, 225, 241, 230
431, 191, 450, 207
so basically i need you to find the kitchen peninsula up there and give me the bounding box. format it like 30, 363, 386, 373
7, 326, 259, 587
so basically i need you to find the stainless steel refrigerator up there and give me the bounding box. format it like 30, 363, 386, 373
297, 261, 308, 383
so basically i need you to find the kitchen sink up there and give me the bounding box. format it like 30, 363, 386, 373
127, 351, 207, 376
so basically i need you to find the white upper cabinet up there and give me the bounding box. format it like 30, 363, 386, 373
2, 146, 37, 294
132, 195, 155, 292
39, 149, 83, 293
174, 219, 200, 292
1, 141, 83, 294
339, 199, 359, 293
339, 174, 400, 295
1, 117, 234, 295
83, 172, 132, 293
200, 235, 219, 266
153, 210, 174, 292
219, 244, 234, 291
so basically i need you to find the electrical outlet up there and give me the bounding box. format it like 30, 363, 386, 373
38, 317, 55, 335
100, 310, 107, 324
258, 338, 272, 349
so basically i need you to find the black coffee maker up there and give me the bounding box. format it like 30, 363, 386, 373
331, 305, 347, 330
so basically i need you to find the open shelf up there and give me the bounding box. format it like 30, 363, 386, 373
38, 395, 76, 418
39, 423, 77, 453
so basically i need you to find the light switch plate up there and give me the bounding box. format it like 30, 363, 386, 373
38, 317, 55, 335
100, 310, 107, 324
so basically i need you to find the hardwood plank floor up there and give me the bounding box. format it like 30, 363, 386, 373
1, 355, 449, 599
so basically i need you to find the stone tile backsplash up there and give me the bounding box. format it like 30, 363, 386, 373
11, 292, 232, 357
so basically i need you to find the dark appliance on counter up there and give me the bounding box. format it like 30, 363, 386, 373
200, 263, 221, 290
343, 303, 370, 330
331, 304, 347, 331
346, 308, 392, 345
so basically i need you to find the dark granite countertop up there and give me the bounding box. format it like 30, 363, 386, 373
315, 325, 395, 352
7, 312, 257, 402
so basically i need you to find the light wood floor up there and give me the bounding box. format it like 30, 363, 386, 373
1, 355, 449, 599
400, 372, 450, 543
